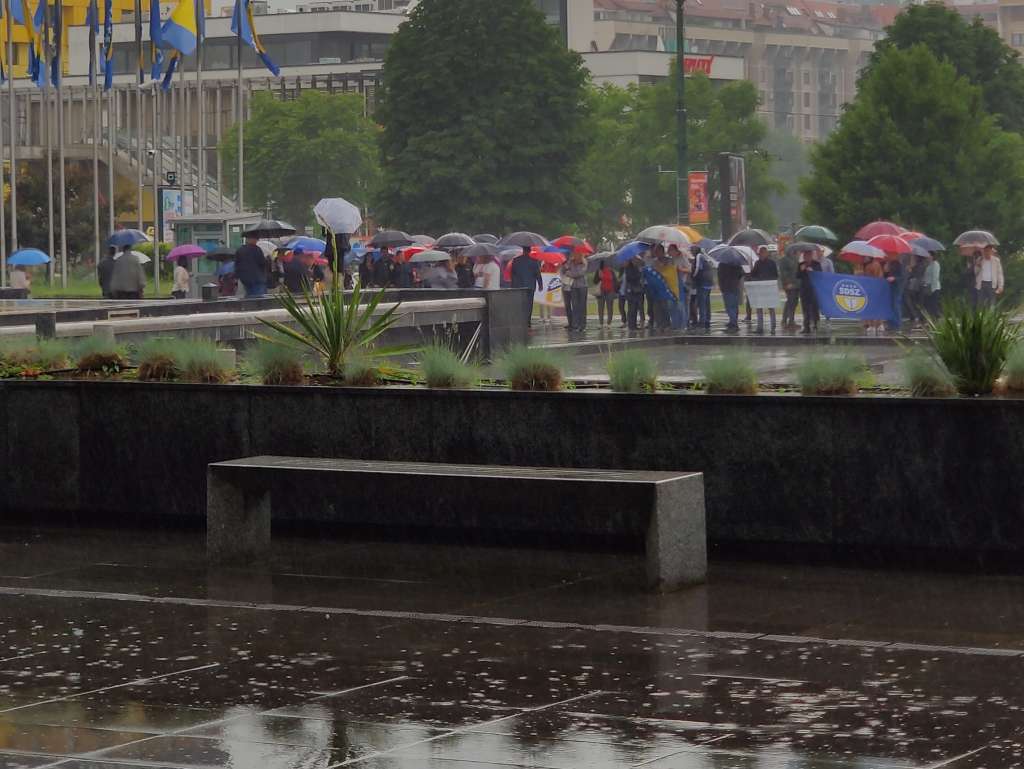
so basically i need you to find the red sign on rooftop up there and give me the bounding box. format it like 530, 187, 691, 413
682, 55, 714, 75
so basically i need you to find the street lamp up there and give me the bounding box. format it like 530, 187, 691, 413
676, 0, 688, 225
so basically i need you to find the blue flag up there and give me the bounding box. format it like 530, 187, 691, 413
102, 0, 114, 89
810, 271, 897, 323
231, 0, 279, 76
50, 0, 62, 87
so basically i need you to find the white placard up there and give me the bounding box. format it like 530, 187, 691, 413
745, 280, 781, 310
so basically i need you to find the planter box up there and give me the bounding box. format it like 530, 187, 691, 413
4, 379, 1023, 561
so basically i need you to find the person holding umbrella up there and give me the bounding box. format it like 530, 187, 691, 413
863, 255, 884, 334
559, 250, 590, 333
235, 233, 268, 298
975, 245, 1004, 307
110, 246, 146, 300
923, 251, 942, 318
692, 245, 714, 332
779, 244, 800, 331
798, 248, 822, 334
511, 246, 544, 326
172, 256, 191, 299
593, 259, 619, 327
749, 245, 779, 334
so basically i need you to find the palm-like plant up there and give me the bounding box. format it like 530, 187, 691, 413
929, 302, 1019, 396
258, 281, 416, 379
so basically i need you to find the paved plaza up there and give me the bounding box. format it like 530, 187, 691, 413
0, 528, 1020, 768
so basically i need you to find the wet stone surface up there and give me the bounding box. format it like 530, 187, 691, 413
0, 528, 1022, 767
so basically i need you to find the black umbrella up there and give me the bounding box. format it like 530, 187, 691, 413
464, 243, 500, 259
498, 231, 548, 249
435, 232, 476, 249
242, 219, 297, 239
473, 234, 499, 244
205, 246, 236, 261
728, 228, 773, 249
368, 229, 413, 248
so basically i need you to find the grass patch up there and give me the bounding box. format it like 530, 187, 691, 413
929, 302, 1019, 396
419, 344, 478, 389
0, 338, 71, 372
499, 346, 563, 391
795, 353, 866, 396
698, 349, 758, 395
177, 340, 233, 384
75, 336, 127, 374
135, 338, 181, 382
343, 356, 384, 387
1003, 343, 1024, 393
245, 342, 305, 386
903, 349, 956, 397
607, 349, 658, 393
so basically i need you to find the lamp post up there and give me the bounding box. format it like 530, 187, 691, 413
676, 0, 688, 225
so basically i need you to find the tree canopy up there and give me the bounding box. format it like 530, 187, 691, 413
867, 4, 1024, 132
375, 0, 590, 235
802, 45, 1024, 253
578, 71, 781, 244
220, 90, 380, 227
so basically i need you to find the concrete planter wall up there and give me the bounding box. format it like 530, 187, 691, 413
4, 379, 1022, 559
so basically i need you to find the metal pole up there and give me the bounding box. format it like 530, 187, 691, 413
675, 0, 688, 225
196, 13, 204, 213
43, 0, 54, 285
175, 66, 182, 210
151, 84, 160, 294
107, 88, 115, 232
6, 0, 18, 266
91, 5, 101, 270
236, 9, 243, 213
135, 0, 142, 230
57, 73, 67, 288
215, 83, 221, 211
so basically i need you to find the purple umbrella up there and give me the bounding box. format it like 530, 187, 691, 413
166, 244, 206, 261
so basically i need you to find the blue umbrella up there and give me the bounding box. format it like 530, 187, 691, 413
612, 241, 648, 267
286, 236, 327, 253
343, 251, 365, 267
696, 238, 718, 251
107, 229, 149, 247
912, 236, 945, 253
8, 248, 50, 266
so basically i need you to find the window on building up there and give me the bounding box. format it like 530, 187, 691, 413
803, 70, 810, 85
1013, 33, 1024, 47
804, 114, 811, 130
803, 92, 810, 107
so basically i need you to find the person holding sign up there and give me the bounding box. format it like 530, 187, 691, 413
749, 245, 779, 334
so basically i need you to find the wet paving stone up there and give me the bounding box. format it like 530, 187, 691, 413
0, 528, 1022, 767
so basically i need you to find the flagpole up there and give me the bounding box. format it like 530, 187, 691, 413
151, 82, 160, 294
235, 0, 243, 213
134, 0, 142, 230
90, 0, 101, 270
107, 87, 114, 232
43, 0, 54, 285
6, 0, 18, 278
57, 60, 67, 289
196, 0, 204, 213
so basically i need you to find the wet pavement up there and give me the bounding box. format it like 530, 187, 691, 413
0, 527, 1022, 768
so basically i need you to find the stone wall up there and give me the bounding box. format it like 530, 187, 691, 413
4, 380, 1023, 558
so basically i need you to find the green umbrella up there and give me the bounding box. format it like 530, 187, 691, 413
795, 225, 839, 245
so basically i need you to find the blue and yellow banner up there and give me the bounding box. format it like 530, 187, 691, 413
810, 272, 897, 323
161, 0, 197, 56
231, 0, 279, 76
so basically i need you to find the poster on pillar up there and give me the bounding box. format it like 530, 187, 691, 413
688, 172, 709, 225
159, 187, 196, 244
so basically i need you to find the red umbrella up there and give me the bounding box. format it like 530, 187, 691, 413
551, 236, 594, 255
398, 246, 426, 263
900, 230, 923, 241
856, 221, 904, 240
867, 234, 911, 258
530, 246, 566, 267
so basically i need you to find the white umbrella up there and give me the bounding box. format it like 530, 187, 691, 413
131, 250, 152, 264
256, 240, 277, 258
840, 240, 885, 260
314, 197, 363, 235
408, 249, 451, 264
635, 225, 690, 247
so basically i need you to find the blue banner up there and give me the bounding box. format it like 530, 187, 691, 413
810, 271, 897, 323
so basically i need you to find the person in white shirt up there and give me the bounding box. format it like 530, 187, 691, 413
975, 246, 1004, 308
473, 254, 501, 290
9, 266, 29, 294
172, 256, 191, 299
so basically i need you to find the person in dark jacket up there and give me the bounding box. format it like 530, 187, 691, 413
98, 247, 116, 299
393, 256, 414, 288
234, 234, 268, 297
511, 247, 543, 326
749, 245, 779, 334
717, 260, 745, 332
622, 255, 646, 330
372, 250, 397, 288
282, 248, 312, 293
455, 252, 474, 288
798, 250, 822, 334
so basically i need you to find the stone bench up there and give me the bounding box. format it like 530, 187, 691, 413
206, 456, 707, 591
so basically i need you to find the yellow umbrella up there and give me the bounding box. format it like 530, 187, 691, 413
675, 225, 704, 242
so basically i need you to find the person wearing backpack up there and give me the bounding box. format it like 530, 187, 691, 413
593, 260, 619, 327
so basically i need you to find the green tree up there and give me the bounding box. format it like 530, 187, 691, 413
376, 0, 590, 235
802, 45, 1024, 255
220, 90, 380, 227
867, 4, 1024, 132
14, 160, 130, 264
579, 71, 781, 241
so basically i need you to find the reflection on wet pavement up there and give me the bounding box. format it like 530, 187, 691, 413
0, 527, 1022, 768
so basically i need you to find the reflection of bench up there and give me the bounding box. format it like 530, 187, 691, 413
206, 457, 707, 592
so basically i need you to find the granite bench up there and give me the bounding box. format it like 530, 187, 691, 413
206, 456, 707, 591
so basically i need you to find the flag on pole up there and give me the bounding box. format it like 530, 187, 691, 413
102, 0, 113, 89
231, 0, 278, 76
12, 0, 44, 85
50, 0, 61, 86
161, 0, 197, 54
149, 0, 163, 81
30, 0, 45, 86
